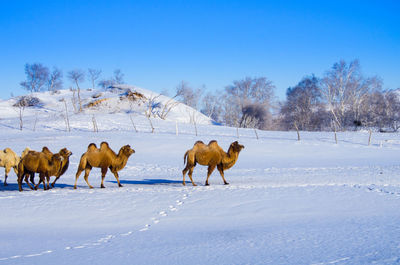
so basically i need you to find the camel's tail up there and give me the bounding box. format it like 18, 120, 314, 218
183, 151, 189, 165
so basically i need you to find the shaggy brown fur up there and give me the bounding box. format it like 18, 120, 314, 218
182, 140, 244, 186
29, 147, 72, 189
17, 151, 64, 192
74, 142, 135, 189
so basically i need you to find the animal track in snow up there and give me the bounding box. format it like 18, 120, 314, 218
0, 191, 191, 262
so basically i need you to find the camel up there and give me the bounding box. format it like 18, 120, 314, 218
29, 147, 72, 189
17, 151, 64, 192
0, 147, 30, 186
74, 142, 135, 189
182, 140, 244, 186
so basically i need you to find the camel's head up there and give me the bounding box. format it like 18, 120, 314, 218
121, 145, 135, 157
230, 141, 244, 153
59, 148, 73, 158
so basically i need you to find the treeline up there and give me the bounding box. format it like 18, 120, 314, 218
18, 60, 400, 132
174, 59, 400, 132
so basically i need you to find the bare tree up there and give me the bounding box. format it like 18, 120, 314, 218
320, 59, 382, 130
201, 91, 223, 122
240, 103, 269, 129
223, 77, 275, 129
20, 63, 49, 93
61, 98, 71, 132
98, 79, 115, 90
113, 69, 124, 84
48, 67, 63, 92
280, 75, 323, 131
88, 68, 102, 90
176, 81, 203, 109
361, 90, 400, 132
68, 69, 85, 112
144, 95, 160, 133
158, 98, 180, 120
13, 97, 29, 130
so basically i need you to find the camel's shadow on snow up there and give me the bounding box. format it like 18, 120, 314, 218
108, 179, 183, 186
0, 181, 75, 192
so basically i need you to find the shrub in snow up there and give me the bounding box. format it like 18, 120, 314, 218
13, 96, 43, 108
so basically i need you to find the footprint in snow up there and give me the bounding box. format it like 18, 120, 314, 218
159, 211, 167, 216
139, 224, 150, 231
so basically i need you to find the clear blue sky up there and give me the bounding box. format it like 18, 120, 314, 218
0, 0, 399, 100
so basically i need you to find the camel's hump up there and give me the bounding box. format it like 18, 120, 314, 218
208, 140, 218, 146
3, 147, 12, 153
87, 143, 97, 150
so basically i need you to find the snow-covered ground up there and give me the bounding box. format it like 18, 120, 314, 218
1, 89, 400, 264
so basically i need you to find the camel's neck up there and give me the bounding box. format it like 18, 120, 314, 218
221, 147, 239, 170
113, 151, 129, 170
49, 159, 62, 176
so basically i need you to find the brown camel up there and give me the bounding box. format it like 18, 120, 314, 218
17, 151, 64, 191
182, 140, 244, 186
29, 147, 72, 189
74, 142, 135, 189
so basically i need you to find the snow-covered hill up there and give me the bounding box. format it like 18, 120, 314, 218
0, 85, 212, 132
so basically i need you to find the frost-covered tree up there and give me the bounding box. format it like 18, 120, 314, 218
48, 67, 63, 92
175, 81, 203, 109
68, 69, 85, 112
280, 75, 324, 131
320, 59, 382, 130
223, 77, 275, 129
113, 69, 124, 84
88, 68, 102, 89
360, 90, 400, 131
20, 63, 49, 93
201, 91, 223, 123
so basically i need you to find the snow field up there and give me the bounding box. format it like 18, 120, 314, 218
1, 118, 400, 264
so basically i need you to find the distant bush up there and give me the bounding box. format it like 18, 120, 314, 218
13, 96, 43, 108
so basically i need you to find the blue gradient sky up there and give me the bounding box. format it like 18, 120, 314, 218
0, 0, 399, 100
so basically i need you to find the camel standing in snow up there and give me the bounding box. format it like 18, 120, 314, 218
74, 142, 135, 189
182, 140, 244, 186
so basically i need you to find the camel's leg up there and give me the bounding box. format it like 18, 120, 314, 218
205, 164, 216, 186
188, 167, 197, 186
182, 165, 190, 186
74, 167, 84, 189
25, 174, 35, 190
83, 167, 94, 189
51, 176, 60, 188
46, 176, 51, 189
100, 167, 108, 188
217, 164, 229, 185
27, 174, 37, 190
39, 173, 47, 190
17, 172, 24, 192
30, 173, 36, 185
111, 170, 123, 188
4, 165, 11, 186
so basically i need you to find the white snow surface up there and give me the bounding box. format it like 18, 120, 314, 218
1, 90, 400, 264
